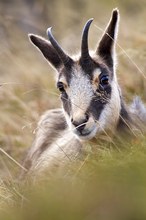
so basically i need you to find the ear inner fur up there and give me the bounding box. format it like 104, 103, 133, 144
28, 34, 62, 69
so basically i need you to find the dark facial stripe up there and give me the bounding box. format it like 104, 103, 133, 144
61, 92, 71, 116
88, 84, 112, 121
59, 65, 73, 85
79, 58, 100, 77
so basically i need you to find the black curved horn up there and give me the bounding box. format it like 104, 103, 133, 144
47, 27, 72, 67
81, 18, 93, 61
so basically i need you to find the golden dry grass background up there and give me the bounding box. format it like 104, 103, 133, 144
1, 0, 146, 218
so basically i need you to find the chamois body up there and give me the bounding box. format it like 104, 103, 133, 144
22, 9, 146, 176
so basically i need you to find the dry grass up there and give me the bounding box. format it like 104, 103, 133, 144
0, 0, 146, 219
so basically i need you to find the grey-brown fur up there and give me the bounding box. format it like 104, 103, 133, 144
22, 109, 82, 176
22, 9, 146, 177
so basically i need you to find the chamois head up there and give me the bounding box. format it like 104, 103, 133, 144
29, 9, 121, 140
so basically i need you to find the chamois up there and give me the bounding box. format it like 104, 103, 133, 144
23, 9, 146, 176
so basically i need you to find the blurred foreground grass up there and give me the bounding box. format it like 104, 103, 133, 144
1, 136, 146, 220
0, 0, 146, 219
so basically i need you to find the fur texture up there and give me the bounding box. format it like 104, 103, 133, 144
22, 9, 146, 177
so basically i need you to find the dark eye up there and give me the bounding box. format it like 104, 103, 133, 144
57, 82, 65, 92
100, 75, 109, 86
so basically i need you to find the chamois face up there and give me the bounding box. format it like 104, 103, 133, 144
29, 9, 121, 140
57, 58, 120, 140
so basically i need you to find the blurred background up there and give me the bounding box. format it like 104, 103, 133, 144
1, 1, 146, 219
0, 0, 146, 173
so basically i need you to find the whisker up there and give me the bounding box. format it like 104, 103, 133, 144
72, 122, 87, 130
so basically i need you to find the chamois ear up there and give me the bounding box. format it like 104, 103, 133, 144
96, 8, 119, 69
28, 34, 62, 69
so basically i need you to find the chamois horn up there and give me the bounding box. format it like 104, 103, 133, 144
81, 18, 93, 61
47, 27, 73, 67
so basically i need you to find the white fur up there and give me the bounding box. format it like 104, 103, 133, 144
97, 80, 121, 132
30, 129, 80, 174
69, 67, 93, 117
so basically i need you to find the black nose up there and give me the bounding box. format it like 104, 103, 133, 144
71, 114, 89, 133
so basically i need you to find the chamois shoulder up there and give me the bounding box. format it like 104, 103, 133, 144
22, 109, 67, 170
